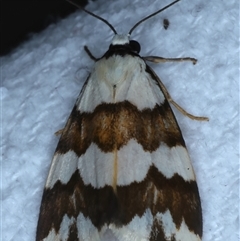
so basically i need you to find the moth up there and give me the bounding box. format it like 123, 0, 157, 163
36, 0, 208, 240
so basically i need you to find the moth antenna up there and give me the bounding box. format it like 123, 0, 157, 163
66, 0, 117, 35
128, 0, 180, 36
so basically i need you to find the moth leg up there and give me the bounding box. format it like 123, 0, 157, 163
84, 45, 100, 61
147, 65, 209, 121
55, 129, 64, 136
144, 56, 197, 65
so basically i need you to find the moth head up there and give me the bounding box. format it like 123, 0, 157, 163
66, 0, 180, 54
110, 34, 141, 54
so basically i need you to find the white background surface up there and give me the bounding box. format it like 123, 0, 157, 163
2, 0, 239, 240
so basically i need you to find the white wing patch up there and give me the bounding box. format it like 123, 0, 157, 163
77, 55, 165, 112
152, 143, 195, 181
59, 215, 75, 241
155, 210, 201, 241
43, 229, 58, 241
46, 150, 78, 189
46, 140, 195, 189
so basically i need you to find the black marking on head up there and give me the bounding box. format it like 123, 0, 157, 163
129, 40, 141, 53
104, 40, 141, 58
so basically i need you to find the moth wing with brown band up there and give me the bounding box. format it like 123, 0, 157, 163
36, 0, 205, 240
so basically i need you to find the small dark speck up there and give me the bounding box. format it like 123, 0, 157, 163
163, 19, 170, 30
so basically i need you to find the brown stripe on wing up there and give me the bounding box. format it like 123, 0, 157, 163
67, 222, 78, 241
149, 166, 202, 239
150, 218, 168, 241
36, 166, 202, 240
56, 100, 185, 155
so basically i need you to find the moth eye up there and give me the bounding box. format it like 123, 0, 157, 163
129, 40, 141, 53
